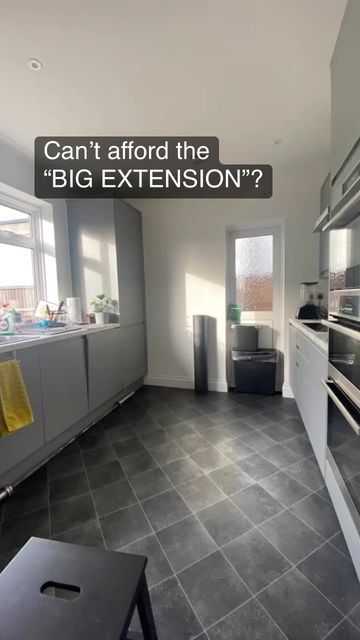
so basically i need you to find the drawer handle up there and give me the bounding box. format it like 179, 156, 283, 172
321, 379, 360, 436
296, 361, 299, 367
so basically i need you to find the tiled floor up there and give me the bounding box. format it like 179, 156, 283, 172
1, 386, 360, 640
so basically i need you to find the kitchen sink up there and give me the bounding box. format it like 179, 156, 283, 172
303, 322, 328, 333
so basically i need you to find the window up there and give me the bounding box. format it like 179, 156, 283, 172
0, 199, 43, 320
235, 234, 273, 311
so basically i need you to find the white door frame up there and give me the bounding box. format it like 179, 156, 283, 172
226, 220, 285, 390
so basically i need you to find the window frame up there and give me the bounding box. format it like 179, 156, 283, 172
0, 191, 46, 306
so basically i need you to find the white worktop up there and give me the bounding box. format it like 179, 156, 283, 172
289, 318, 328, 353
0, 323, 121, 355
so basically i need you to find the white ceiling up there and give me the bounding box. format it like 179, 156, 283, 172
0, 0, 346, 169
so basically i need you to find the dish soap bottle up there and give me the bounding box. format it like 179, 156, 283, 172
0, 304, 15, 335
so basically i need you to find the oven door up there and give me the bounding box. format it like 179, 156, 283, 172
323, 378, 360, 530
323, 320, 360, 403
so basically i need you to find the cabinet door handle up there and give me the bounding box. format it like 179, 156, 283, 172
321, 379, 360, 436
296, 362, 299, 367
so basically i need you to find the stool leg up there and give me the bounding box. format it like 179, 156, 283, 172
137, 576, 158, 640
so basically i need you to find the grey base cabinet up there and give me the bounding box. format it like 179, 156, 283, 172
289, 326, 328, 474
87, 324, 146, 412
0, 349, 45, 477
39, 337, 88, 442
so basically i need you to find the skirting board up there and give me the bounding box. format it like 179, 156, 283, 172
145, 375, 228, 393
282, 382, 294, 399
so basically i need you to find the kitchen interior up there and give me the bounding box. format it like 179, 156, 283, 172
1, 1, 360, 640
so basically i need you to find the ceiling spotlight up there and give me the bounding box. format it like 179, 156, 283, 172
274, 138, 283, 145
28, 58, 43, 71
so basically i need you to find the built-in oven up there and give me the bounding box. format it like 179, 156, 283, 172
322, 319, 360, 529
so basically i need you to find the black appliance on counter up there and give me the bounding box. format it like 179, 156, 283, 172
231, 324, 278, 395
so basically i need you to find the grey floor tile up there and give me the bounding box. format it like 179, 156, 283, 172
260, 471, 310, 507
216, 437, 255, 462
189, 415, 219, 432
2, 484, 48, 521
162, 458, 202, 486
203, 427, 235, 446
113, 437, 145, 458
157, 515, 217, 572
243, 413, 276, 429
258, 569, 342, 640
164, 422, 195, 439
120, 450, 158, 477
49, 470, 89, 504
239, 430, 276, 453
259, 510, 323, 563
100, 503, 152, 549
222, 419, 255, 438
47, 451, 83, 481
329, 530, 351, 559
316, 485, 332, 504
326, 620, 360, 640
177, 433, 210, 455
105, 424, 136, 444
0, 507, 50, 554
262, 423, 294, 443
191, 447, 231, 473
209, 463, 254, 496
87, 460, 125, 490
178, 551, 251, 628
283, 434, 313, 458
147, 576, 202, 640
138, 428, 171, 448
50, 494, 95, 536
156, 410, 182, 428
286, 457, 324, 491
142, 489, 191, 531
223, 528, 291, 593
264, 408, 293, 423
197, 498, 252, 546
280, 417, 306, 436
171, 405, 202, 422
92, 478, 137, 517
177, 475, 224, 513
150, 441, 187, 465
78, 426, 108, 450
290, 493, 340, 539
82, 444, 118, 468
261, 443, 304, 469
53, 519, 104, 547
208, 597, 287, 640
237, 453, 280, 481
350, 603, 360, 631
130, 467, 172, 501
231, 484, 284, 525
121, 534, 173, 588
298, 543, 360, 615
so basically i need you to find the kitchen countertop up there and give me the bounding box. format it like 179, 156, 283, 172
0, 323, 121, 354
289, 318, 328, 353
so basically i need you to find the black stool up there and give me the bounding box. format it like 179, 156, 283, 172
0, 537, 158, 640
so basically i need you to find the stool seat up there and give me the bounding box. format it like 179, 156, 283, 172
0, 537, 158, 640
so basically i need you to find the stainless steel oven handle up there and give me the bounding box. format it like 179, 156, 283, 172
321, 379, 360, 436
322, 320, 360, 341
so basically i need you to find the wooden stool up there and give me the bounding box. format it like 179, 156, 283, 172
0, 537, 158, 640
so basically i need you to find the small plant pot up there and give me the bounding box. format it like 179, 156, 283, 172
94, 312, 109, 325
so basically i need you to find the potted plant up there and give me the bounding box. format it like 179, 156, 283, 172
90, 294, 112, 324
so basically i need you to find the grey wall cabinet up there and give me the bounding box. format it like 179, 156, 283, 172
39, 337, 88, 442
319, 173, 330, 278
67, 199, 146, 325
289, 326, 328, 474
331, 0, 360, 177
0, 348, 45, 478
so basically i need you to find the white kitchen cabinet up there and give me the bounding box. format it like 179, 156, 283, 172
289, 325, 328, 474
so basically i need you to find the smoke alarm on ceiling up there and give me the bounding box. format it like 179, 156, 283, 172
28, 58, 43, 71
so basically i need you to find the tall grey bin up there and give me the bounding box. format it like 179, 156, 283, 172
193, 315, 208, 394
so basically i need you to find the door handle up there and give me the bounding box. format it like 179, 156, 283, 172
321, 379, 360, 436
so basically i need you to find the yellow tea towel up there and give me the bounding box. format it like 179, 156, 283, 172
0, 360, 34, 436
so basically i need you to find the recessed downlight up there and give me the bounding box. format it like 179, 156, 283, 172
28, 58, 43, 71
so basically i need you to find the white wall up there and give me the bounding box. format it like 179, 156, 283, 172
0, 136, 72, 300
133, 163, 322, 394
